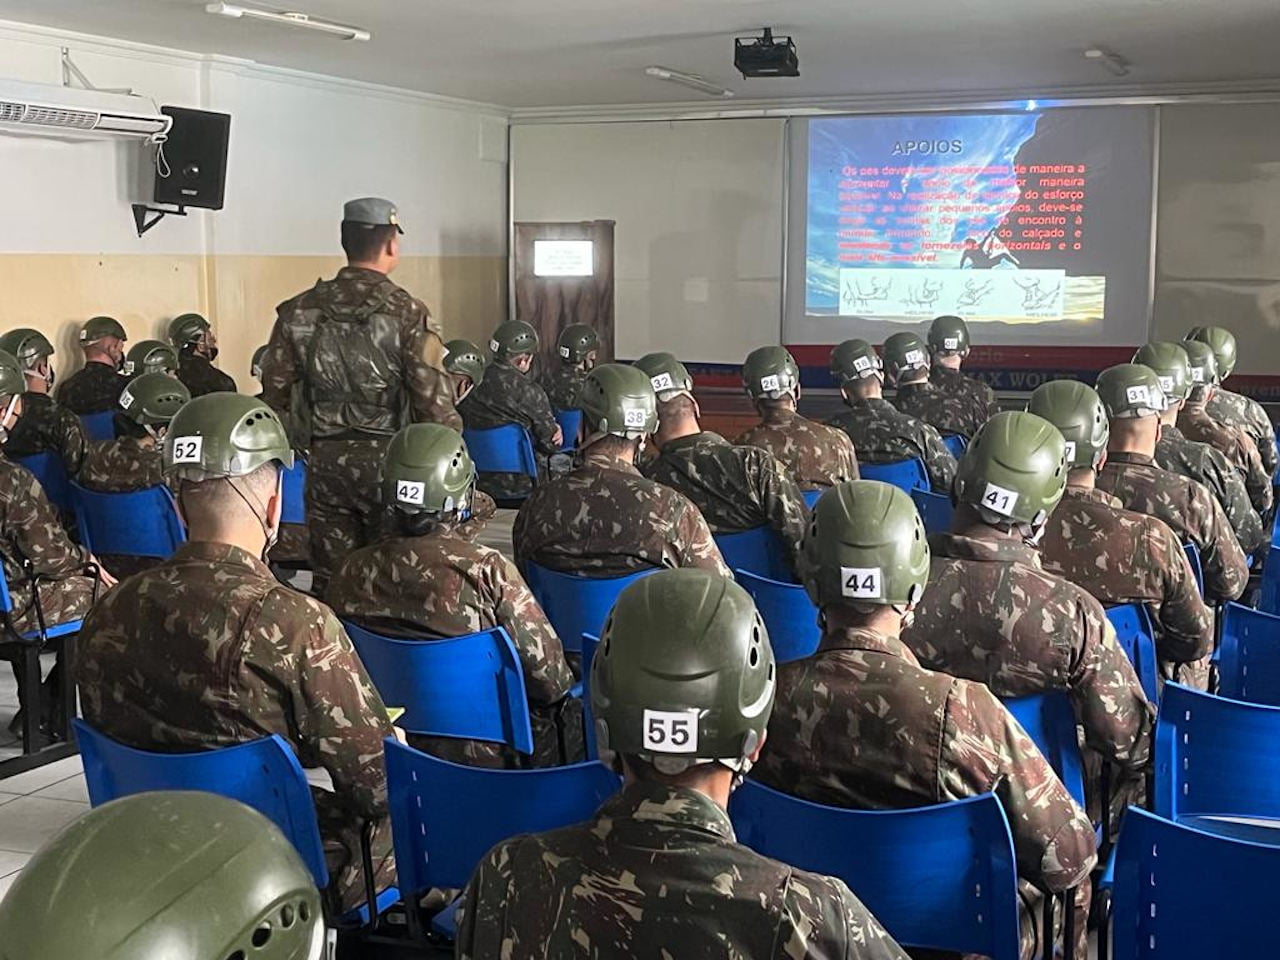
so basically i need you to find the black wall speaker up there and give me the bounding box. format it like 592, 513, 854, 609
154, 106, 231, 210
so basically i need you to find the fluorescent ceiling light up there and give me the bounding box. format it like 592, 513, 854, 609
645, 66, 734, 99
205, 3, 371, 42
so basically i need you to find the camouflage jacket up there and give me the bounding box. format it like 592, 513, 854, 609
902, 529, 1153, 775
892, 379, 986, 439
4, 393, 88, 478
1040, 486, 1213, 666
541, 364, 587, 412
262, 266, 460, 439
641, 431, 808, 572
54, 361, 125, 415
1209, 387, 1278, 478
460, 361, 561, 455
456, 779, 910, 960
79, 435, 166, 492
733, 407, 859, 491
827, 397, 957, 492
176, 352, 237, 397
1178, 404, 1272, 515
755, 625, 1096, 894
1156, 425, 1265, 556
930, 364, 999, 419
77, 541, 395, 821
1097, 451, 1249, 603
513, 446, 731, 578
326, 525, 575, 768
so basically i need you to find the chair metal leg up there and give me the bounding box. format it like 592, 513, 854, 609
1042, 891, 1056, 960
56, 635, 77, 742
1063, 888, 1076, 960
19, 645, 44, 754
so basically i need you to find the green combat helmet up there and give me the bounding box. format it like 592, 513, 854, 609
742, 346, 800, 401
119, 372, 190, 428
1180, 339, 1220, 389
383, 423, 475, 516
124, 339, 179, 377
165, 393, 294, 480
804, 480, 930, 610
634, 351, 694, 402
557, 324, 599, 365
1095, 363, 1167, 420
444, 338, 488, 385
0, 791, 324, 960
0, 327, 54, 370
928, 314, 971, 356
580, 363, 658, 440
251, 344, 268, 380
829, 339, 883, 383
1185, 326, 1238, 380
1133, 342, 1192, 405
592, 567, 775, 775
489, 320, 539, 361
955, 410, 1067, 527
80, 315, 128, 345
0, 349, 26, 398
882, 332, 930, 382
1028, 380, 1110, 470
169, 312, 211, 348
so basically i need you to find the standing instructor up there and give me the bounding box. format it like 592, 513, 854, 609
261, 197, 461, 593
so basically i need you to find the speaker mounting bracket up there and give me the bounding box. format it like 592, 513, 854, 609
131, 203, 187, 238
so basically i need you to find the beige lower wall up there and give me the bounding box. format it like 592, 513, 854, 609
0, 253, 506, 391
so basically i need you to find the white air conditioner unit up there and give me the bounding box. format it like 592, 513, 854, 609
0, 78, 171, 140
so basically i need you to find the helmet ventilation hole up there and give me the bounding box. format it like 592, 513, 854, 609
280, 905, 295, 928
298, 902, 311, 922
252, 923, 272, 948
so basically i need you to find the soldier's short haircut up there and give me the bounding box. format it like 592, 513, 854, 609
844, 376, 880, 399
176, 461, 280, 526
657, 394, 697, 420
341, 222, 398, 263
587, 435, 637, 458
621, 754, 722, 786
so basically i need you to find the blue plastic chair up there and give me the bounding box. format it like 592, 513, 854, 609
15, 451, 72, 514
1002, 692, 1086, 808
859, 458, 930, 494
730, 782, 1021, 960
1112, 807, 1280, 959
713, 526, 794, 583
734, 568, 820, 663
802, 488, 822, 509
280, 458, 307, 525
942, 433, 968, 459
463, 424, 539, 480
1218, 602, 1280, 706
1261, 546, 1280, 615
1105, 603, 1160, 704
1183, 541, 1204, 596
80, 411, 117, 442
580, 633, 601, 757
554, 409, 582, 452
71, 482, 186, 559
343, 623, 534, 754
911, 489, 954, 535
523, 563, 656, 656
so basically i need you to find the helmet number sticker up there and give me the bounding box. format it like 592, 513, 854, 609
1157, 376, 1173, 394
488, 339, 500, 353
904, 349, 925, 366
1126, 385, 1151, 405
650, 372, 674, 392
171, 436, 203, 464
643, 709, 698, 753
119, 389, 135, 410
981, 481, 1019, 517
943, 336, 960, 350
759, 374, 780, 392
1063, 441, 1077, 462
396, 480, 426, 506
558, 345, 570, 359
853, 355, 873, 372
1189, 368, 1204, 383
122, 361, 135, 376
840, 566, 883, 599
623, 408, 648, 428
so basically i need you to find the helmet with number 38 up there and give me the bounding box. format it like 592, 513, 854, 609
954, 410, 1067, 527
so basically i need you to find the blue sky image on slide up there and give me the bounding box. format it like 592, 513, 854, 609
807, 113, 1040, 313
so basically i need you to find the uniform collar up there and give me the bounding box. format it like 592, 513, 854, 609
759, 407, 797, 427
895, 380, 931, 394
171, 540, 275, 578
580, 446, 641, 475
844, 395, 892, 411
818, 624, 922, 665
661, 431, 728, 454
1063, 485, 1121, 507
599, 781, 735, 842
932, 529, 1042, 567
1160, 425, 1185, 441
1105, 451, 1156, 467
336, 265, 389, 283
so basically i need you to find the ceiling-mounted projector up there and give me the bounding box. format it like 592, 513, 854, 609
734, 28, 799, 78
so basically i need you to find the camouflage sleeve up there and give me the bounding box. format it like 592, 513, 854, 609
754, 450, 809, 572
1148, 521, 1214, 664
1234, 429, 1273, 515
5, 467, 89, 576
671, 494, 733, 578
487, 552, 574, 706
780, 870, 910, 960
455, 839, 518, 960
522, 378, 562, 456
260, 308, 299, 418
1244, 397, 1277, 476
919, 423, 957, 492
1192, 485, 1249, 602
837, 430, 860, 482
939, 679, 1097, 892
1205, 447, 1267, 555
455, 490, 498, 541
402, 305, 463, 431
55, 405, 88, 478
511, 493, 539, 574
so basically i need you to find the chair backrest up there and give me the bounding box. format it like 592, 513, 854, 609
462, 424, 539, 478
1152, 682, 1280, 823
1001, 692, 1086, 808
280, 458, 307, 525
858, 458, 930, 494
80, 411, 117, 443
15, 451, 72, 514
941, 433, 968, 459
910, 489, 954, 535
72, 719, 328, 887
554, 409, 582, 452
523, 563, 656, 656
1261, 546, 1280, 615
385, 738, 620, 896
1217, 602, 1280, 706
730, 781, 1021, 960
1182, 541, 1204, 596
71, 482, 187, 559
343, 623, 534, 754
580, 633, 601, 758
802, 488, 822, 509
713, 526, 794, 583
1105, 603, 1160, 704
1112, 807, 1280, 959
734, 568, 820, 663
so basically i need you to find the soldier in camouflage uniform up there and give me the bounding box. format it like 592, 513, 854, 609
1188, 325, 1278, 480
541, 323, 598, 411
123, 339, 179, 379
755, 480, 1095, 960
825, 339, 958, 491
1137, 341, 1266, 557
261, 197, 460, 594
457, 567, 909, 960
55, 316, 127, 415
902, 411, 1153, 840
1030, 380, 1214, 688
168, 313, 237, 397
928, 313, 999, 418
444, 338, 487, 403
637, 352, 807, 575
327, 423, 577, 769
884, 331, 987, 438
0, 328, 88, 480
514, 363, 730, 578
459, 320, 563, 500
1095, 364, 1249, 605
733, 345, 858, 491
76, 394, 396, 913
